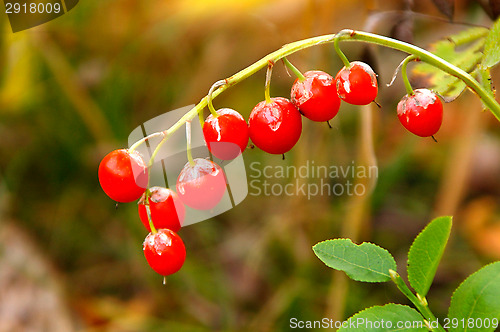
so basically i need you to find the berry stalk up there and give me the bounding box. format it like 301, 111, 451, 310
207, 80, 225, 118
207, 98, 218, 118
147, 132, 169, 168
282, 57, 306, 82
334, 33, 351, 68
185, 121, 195, 167
401, 55, 419, 96
143, 195, 157, 234
264, 62, 274, 104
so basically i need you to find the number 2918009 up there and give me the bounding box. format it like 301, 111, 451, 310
442, 317, 499, 329
5, 2, 62, 14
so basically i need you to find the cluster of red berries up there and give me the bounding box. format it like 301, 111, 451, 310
98, 149, 228, 280
248, 61, 381, 155
97, 59, 444, 281
208, 61, 380, 157
212, 60, 444, 159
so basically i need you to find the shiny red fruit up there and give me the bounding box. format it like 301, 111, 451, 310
98, 149, 148, 203
335, 61, 378, 105
138, 187, 185, 233
248, 97, 302, 154
176, 158, 226, 210
291, 70, 341, 122
203, 108, 249, 160
143, 229, 186, 276
397, 88, 443, 137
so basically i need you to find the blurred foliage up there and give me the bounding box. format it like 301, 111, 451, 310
0, 0, 500, 331
413, 27, 488, 101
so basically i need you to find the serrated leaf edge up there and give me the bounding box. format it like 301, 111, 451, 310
407, 216, 452, 296
313, 238, 396, 283
339, 303, 426, 331
482, 17, 500, 68
448, 261, 500, 320
412, 30, 486, 99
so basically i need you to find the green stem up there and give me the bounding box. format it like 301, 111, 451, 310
207, 80, 225, 118
334, 32, 351, 68
135, 29, 500, 167
390, 270, 445, 332
264, 62, 273, 104
283, 57, 306, 82
142, 189, 157, 234
147, 131, 168, 168
128, 132, 164, 153
207, 97, 218, 117
146, 204, 157, 234
198, 107, 205, 128
401, 55, 419, 95
185, 121, 195, 167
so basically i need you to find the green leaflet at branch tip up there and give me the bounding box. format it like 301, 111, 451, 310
407, 216, 452, 297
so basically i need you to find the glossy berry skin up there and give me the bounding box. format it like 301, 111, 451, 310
248, 97, 302, 155
397, 88, 443, 137
291, 70, 341, 122
138, 187, 185, 233
203, 108, 249, 160
176, 158, 226, 210
98, 149, 148, 203
143, 229, 186, 276
335, 61, 378, 105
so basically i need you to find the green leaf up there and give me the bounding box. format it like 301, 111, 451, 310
407, 216, 452, 297
448, 27, 489, 46
338, 304, 428, 331
448, 262, 500, 332
412, 27, 488, 100
482, 18, 500, 68
313, 239, 396, 283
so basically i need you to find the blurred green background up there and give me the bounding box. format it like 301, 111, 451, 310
0, 0, 500, 331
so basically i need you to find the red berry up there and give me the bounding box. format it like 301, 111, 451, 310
248, 97, 302, 155
203, 108, 249, 160
397, 88, 443, 137
143, 229, 186, 276
176, 158, 226, 210
98, 149, 148, 203
335, 61, 378, 105
291, 70, 341, 122
138, 187, 185, 233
